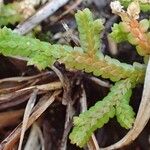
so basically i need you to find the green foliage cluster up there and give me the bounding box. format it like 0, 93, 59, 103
75, 9, 104, 55
63, 50, 145, 83
119, 0, 150, 12
0, 27, 72, 69
0, 6, 144, 82
110, 19, 150, 56
0, 27, 145, 82
0, 3, 22, 26
0, 7, 147, 148
0, 0, 42, 27
110, 23, 128, 43
69, 79, 134, 147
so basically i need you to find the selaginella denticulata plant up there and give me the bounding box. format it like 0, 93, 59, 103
0, 0, 150, 148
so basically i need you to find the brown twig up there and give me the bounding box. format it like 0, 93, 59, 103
51, 65, 71, 105
89, 76, 111, 88
17, 81, 62, 92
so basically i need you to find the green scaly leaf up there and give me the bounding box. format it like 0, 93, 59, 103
69, 79, 135, 147
75, 8, 104, 55
110, 23, 128, 43
0, 3, 23, 26
0, 27, 72, 69
0, 27, 146, 82
119, 0, 150, 12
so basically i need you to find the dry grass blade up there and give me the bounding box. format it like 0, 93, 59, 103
0, 82, 62, 110
51, 66, 66, 88
51, 66, 71, 105
0, 72, 56, 94
18, 89, 38, 150
101, 58, 150, 150
0, 72, 51, 83
89, 76, 111, 88
18, 81, 62, 92
0, 90, 33, 111
0, 90, 61, 150
0, 81, 62, 102
24, 123, 44, 150
0, 81, 32, 94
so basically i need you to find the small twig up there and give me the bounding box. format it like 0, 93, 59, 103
87, 135, 101, 150
16, 81, 62, 92
51, 66, 66, 88
58, 68, 81, 150
0, 91, 34, 111
14, 0, 71, 35
0, 80, 33, 94
107, 34, 118, 56
79, 85, 87, 112
89, 76, 111, 88
0, 82, 62, 110
34, 123, 45, 150
62, 22, 80, 46
51, 65, 71, 105
0, 81, 61, 100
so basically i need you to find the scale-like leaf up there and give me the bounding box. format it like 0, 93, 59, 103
110, 23, 128, 43
62, 51, 145, 83
0, 27, 72, 69
75, 8, 104, 55
119, 0, 150, 12
0, 27, 146, 81
69, 79, 134, 147
0, 3, 22, 26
